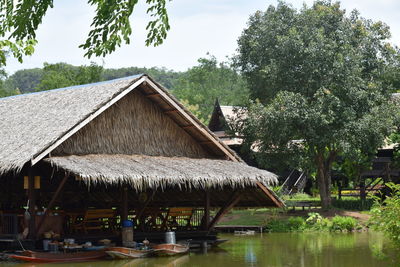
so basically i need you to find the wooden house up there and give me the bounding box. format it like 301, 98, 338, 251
0, 75, 282, 244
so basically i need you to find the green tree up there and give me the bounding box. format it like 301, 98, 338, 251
236, 1, 398, 208
103, 66, 180, 89
35, 62, 103, 91
5, 68, 43, 93
172, 55, 249, 122
0, 0, 170, 66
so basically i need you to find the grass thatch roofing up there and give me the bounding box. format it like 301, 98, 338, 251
0, 75, 143, 173
44, 154, 278, 191
0, 74, 241, 174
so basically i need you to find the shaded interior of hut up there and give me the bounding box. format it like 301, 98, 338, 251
0, 161, 276, 246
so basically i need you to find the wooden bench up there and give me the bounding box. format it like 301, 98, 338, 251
162, 208, 193, 230
72, 209, 116, 233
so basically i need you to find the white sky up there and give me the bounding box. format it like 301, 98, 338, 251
5, 0, 400, 74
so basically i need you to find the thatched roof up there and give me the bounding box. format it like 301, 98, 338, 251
208, 100, 247, 146
0, 74, 240, 174
44, 154, 278, 191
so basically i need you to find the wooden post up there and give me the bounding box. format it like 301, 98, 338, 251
27, 169, 36, 239
203, 190, 210, 230
137, 191, 155, 231
121, 187, 128, 222
208, 192, 241, 230
360, 179, 366, 201
36, 174, 69, 235
256, 182, 284, 208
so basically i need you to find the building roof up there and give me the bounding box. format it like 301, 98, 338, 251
208, 100, 247, 146
45, 154, 277, 191
0, 74, 241, 174
0, 75, 282, 207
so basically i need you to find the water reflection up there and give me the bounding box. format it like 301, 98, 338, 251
0, 232, 398, 267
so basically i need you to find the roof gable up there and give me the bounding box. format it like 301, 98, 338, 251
53, 89, 211, 158
0, 74, 240, 174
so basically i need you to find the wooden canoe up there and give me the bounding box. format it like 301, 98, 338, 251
8, 250, 107, 263
105, 247, 153, 259
152, 243, 189, 256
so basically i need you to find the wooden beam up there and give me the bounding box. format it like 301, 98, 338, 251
202, 190, 210, 230
36, 174, 69, 235
256, 182, 284, 208
144, 77, 238, 162
181, 125, 195, 129
121, 187, 128, 221
27, 170, 36, 239
208, 192, 241, 230
31, 77, 147, 166
164, 109, 179, 114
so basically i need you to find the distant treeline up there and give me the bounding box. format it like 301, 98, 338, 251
1, 63, 180, 94
0, 56, 249, 122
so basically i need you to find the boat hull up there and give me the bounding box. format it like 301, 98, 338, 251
152, 244, 189, 256
9, 250, 107, 263
105, 247, 153, 259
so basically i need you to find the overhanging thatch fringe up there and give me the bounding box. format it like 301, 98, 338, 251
44, 154, 278, 191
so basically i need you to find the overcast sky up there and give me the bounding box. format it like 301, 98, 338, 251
5, 0, 400, 74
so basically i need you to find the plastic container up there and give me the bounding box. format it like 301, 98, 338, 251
165, 231, 176, 244
122, 220, 134, 227
122, 226, 134, 247
43, 239, 51, 251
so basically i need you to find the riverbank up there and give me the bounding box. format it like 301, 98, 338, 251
218, 208, 371, 231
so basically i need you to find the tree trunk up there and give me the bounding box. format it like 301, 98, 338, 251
316, 151, 336, 209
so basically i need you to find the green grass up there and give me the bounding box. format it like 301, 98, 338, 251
217, 209, 274, 226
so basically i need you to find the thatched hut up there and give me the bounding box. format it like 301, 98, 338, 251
208, 99, 246, 147
0, 74, 282, 243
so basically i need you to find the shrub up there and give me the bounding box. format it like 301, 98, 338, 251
287, 217, 306, 231
265, 219, 290, 232
370, 183, 400, 247
332, 198, 373, 210
305, 212, 331, 230
265, 217, 306, 232
330, 216, 358, 232
306, 212, 323, 225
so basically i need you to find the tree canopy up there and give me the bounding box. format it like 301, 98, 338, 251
236, 0, 400, 207
0, 0, 169, 66
172, 55, 249, 122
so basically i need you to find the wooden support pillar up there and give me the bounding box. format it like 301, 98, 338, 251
137, 191, 155, 231
360, 179, 366, 201
202, 190, 210, 230
121, 187, 128, 222
37, 174, 69, 235
208, 192, 241, 230
256, 182, 284, 208
27, 170, 36, 240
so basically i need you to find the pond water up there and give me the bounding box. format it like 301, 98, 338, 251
1, 232, 399, 267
